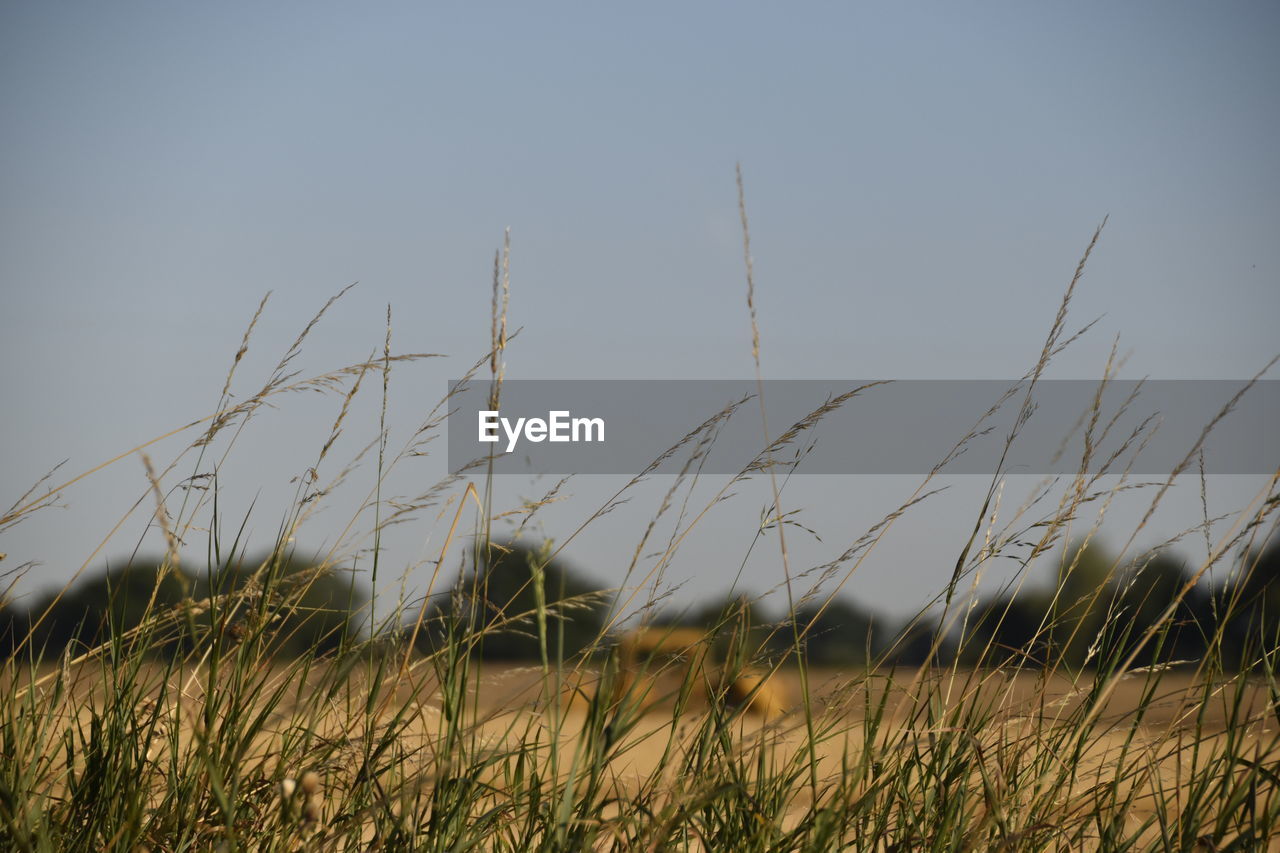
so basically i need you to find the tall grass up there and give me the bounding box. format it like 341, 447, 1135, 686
2, 212, 1278, 852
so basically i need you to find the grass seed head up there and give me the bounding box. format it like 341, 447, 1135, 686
300, 770, 321, 795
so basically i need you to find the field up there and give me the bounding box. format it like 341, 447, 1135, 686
4, 221, 1279, 851
4, 658, 1278, 851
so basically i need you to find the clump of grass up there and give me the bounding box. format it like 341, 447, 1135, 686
1, 206, 1278, 852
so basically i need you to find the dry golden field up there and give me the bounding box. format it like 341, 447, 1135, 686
9, 657, 1277, 851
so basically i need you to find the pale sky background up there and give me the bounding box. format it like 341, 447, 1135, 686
2, 2, 1277, 621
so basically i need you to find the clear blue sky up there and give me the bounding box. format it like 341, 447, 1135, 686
3, 2, 1277, 618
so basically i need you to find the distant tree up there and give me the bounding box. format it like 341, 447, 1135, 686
672, 593, 786, 662
429, 539, 608, 662
794, 598, 880, 667
960, 589, 1051, 668
961, 542, 1222, 671
11, 551, 366, 660
1219, 538, 1280, 668
1102, 550, 1215, 668
881, 615, 952, 668
213, 551, 367, 658
0, 601, 32, 658
1047, 542, 1117, 669
21, 562, 197, 658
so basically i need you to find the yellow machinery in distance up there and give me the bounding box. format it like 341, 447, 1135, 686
597, 625, 786, 720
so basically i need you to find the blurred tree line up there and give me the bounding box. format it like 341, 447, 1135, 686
0, 551, 365, 660
2, 537, 1277, 669
961, 539, 1280, 671
415, 538, 611, 661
